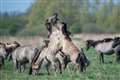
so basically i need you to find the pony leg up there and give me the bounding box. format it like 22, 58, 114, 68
8, 55, 12, 61
115, 51, 120, 63
22, 64, 26, 72
99, 53, 104, 63
63, 56, 70, 70
13, 59, 17, 71
53, 59, 62, 74
18, 62, 21, 72
101, 53, 104, 63
45, 62, 51, 75
56, 59, 62, 74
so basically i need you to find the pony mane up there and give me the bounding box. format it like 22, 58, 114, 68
61, 22, 71, 41
86, 40, 104, 47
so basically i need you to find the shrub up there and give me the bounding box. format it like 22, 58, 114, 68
82, 23, 104, 33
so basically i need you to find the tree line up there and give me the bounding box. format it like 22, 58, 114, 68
0, 0, 120, 36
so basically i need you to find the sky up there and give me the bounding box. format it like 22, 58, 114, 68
0, 0, 119, 13
0, 0, 34, 13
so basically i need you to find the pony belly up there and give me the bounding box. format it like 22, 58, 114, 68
102, 50, 114, 55
96, 45, 114, 55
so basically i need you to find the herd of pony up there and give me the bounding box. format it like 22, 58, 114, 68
0, 13, 120, 76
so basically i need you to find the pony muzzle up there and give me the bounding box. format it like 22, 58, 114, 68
29, 65, 39, 75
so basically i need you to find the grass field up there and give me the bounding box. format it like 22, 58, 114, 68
0, 34, 120, 80
0, 48, 120, 80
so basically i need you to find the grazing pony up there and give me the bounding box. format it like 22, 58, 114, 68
29, 14, 89, 75
86, 38, 115, 63
5, 41, 20, 60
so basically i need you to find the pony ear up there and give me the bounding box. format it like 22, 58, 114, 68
52, 13, 58, 19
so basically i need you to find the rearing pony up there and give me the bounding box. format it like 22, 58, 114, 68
29, 14, 89, 75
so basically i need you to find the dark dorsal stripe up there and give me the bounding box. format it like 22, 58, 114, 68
103, 38, 113, 42
87, 38, 114, 48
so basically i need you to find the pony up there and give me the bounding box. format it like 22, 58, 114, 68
86, 38, 114, 63
29, 14, 89, 75
31, 39, 70, 75
45, 13, 71, 38
5, 41, 20, 60
12, 45, 39, 72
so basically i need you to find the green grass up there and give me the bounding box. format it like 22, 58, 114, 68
1, 48, 120, 80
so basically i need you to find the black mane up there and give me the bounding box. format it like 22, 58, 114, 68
61, 22, 71, 41
86, 38, 113, 48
